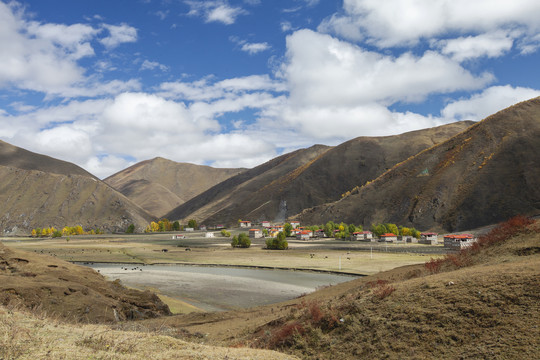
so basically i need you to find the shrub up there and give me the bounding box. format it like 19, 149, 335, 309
231, 233, 250, 248
221, 229, 231, 237
126, 224, 135, 234
268, 321, 305, 348
266, 232, 288, 250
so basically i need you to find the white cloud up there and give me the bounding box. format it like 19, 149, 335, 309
140, 60, 169, 72
0, 3, 140, 98
440, 85, 540, 121
100, 23, 137, 48
159, 75, 286, 101
282, 30, 493, 108
230, 36, 271, 55
320, 0, 540, 48
240, 42, 270, 54
435, 31, 515, 62
185, 1, 247, 25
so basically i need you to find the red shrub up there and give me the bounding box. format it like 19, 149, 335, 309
268, 321, 305, 348
424, 257, 444, 273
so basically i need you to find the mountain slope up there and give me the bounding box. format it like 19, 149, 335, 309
0, 140, 96, 178
166, 122, 472, 226
104, 157, 245, 217
0, 141, 154, 235
165, 145, 332, 225
296, 97, 540, 231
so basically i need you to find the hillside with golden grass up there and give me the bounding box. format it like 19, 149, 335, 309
297, 97, 540, 231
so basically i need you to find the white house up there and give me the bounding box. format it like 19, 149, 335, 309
249, 229, 263, 238
419, 232, 438, 245
444, 234, 477, 250
290, 221, 300, 229
239, 221, 251, 228
351, 231, 374, 241
205, 232, 215, 238
261, 221, 271, 228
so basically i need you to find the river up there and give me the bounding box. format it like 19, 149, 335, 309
83, 263, 358, 312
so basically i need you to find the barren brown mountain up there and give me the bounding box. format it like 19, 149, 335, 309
296, 97, 540, 231
166, 122, 472, 226
0, 141, 154, 235
104, 157, 245, 217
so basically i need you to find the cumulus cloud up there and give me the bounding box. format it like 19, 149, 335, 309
320, 0, 540, 47
185, 1, 247, 25
440, 85, 540, 121
282, 30, 493, 108
100, 23, 137, 49
435, 31, 515, 62
0, 3, 139, 98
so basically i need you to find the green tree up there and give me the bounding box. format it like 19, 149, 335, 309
385, 223, 398, 235
266, 232, 288, 250
172, 221, 180, 231
324, 221, 336, 238
126, 224, 135, 234
232, 233, 251, 248
371, 223, 387, 237
348, 223, 357, 234
283, 223, 293, 237
187, 219, 198, 229
237, 233, 251, 248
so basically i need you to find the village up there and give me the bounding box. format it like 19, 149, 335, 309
174, 219, 479, 251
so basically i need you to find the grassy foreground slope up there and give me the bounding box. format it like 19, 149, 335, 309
137, 217, 539, 359
0, 307, 298, 360
238, 217, 540, 359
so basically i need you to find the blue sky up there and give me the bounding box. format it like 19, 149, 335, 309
1, 0, 539, 178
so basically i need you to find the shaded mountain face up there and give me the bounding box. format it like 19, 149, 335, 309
104, 157, 245, 218
296, 97, 540, 231
166, 121, 472, 226
0, 141, 154, 235
165, 145, 332, 225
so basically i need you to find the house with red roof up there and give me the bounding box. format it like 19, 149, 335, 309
249, 229, 263, 238
296, 230, 313, 240
239, 220, 251, 228
379, 233, 398, 242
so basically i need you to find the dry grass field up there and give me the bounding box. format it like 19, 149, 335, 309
3, 233, 441, 276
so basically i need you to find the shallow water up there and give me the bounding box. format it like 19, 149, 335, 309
83, 263, 358, 312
